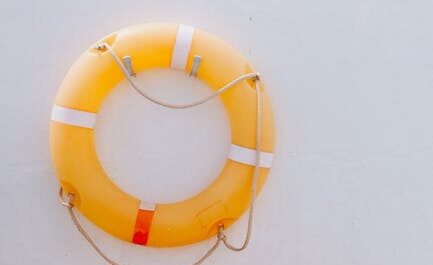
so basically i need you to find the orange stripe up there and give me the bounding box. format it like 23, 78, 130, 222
132, 209, 154, 245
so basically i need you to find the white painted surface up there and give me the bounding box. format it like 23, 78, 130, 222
1, 0, 433, 265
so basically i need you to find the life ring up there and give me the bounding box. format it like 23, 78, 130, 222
50, 23, 275, 247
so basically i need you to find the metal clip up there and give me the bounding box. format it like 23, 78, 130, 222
189, 55, 202, 78
122, 55, 136, 77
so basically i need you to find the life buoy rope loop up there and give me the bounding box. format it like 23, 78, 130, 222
50, 23, 275, 253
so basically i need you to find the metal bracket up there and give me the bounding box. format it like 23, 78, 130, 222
189, 55, 202, 78
122, 55, 136, 77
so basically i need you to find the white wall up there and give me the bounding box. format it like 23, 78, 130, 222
1, 0, 433, 264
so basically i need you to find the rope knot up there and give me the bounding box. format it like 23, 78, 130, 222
95, 43, 107, 52
217, 225, 226, 241
251, 73, 260, 82
59, 187, 75, 209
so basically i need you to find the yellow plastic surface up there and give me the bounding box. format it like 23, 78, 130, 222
50, 23, 275, 247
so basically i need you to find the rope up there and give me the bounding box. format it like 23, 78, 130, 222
220, 70, 261, 252
58, 42, 264, 264
59, 191, 120, 265
103, 43, 259, 110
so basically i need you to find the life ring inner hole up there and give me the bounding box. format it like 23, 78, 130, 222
95, 68, 231, 204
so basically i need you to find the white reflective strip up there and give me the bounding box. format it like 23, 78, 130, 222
51, 105, 96, 129
228, 144, 274, 168
171, 24, 194, 70
139, 201, 156, 211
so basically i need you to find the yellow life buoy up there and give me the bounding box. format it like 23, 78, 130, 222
50, 23, 275, 247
